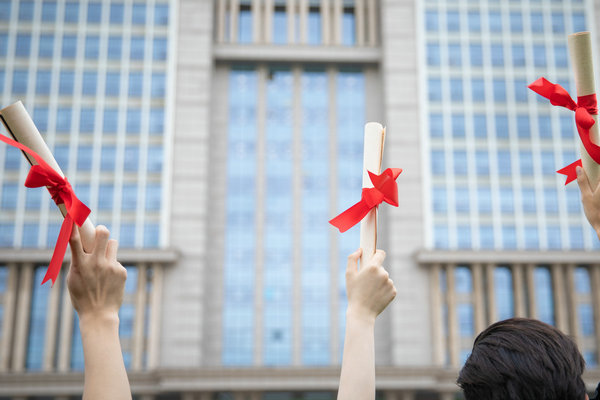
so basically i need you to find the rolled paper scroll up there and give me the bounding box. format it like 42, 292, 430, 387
568, 32, 600, 188
0, 102, 95, 260
359, 122, 386, 267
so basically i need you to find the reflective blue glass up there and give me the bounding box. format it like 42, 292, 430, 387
470, 44, 483, 66
151, 72, 165, 97
454, 151, 467, 175
468, 11, 480, 32
455, 267, 472, 293
105, 72, 120, 96
87, 2, 102, 23
25, 187, 41, 209
98, 184, 114, 210
500, 186, 514, 212
471, 79, 485, 102
457, 225, 471, 249
22, 223, 39, 247
531, 12, 544, 33
514, 80, 528, 102
434, 225, 449, 248
126, 109, 141, 133
480, 225, 494, 248
15, 33, 31, 57
147, 146, 163, 172
458, 303, 474, 338
153, 38, 167, 60
144, 223, 159, 247
130, 36, 145, 60
427, 43, 440, 66
541, 151, 554, 174
71, 313, 84, 370
495, 114, 509, 138
429, 114, 443, 137
103, 108, 118, 133
491, 44, 504, 66
33, 107, 48, 132
538, 116, 552, 139
132, 3, 146, 24
77, 146, 92, 170
570, 226, 584, 249
534, 267, 554, 324
566, 186, 580, 214
155, 3, 169, 25
448, 44, 461, 67
578, 304, 595, 336
56, 107, 72, 131
145, 183, 161, 210
516, 115, 530, 137
108, 36, 122, 59
1, 183, 18, 209
238, 6, 252, 43
59, 71, 75, 95
124, 146, 139, 171
573, 13, 586, 32
12, 69, 28, 94
497, 151, 511, 176
119, 223, 136, 247
431, 150, 445, 175
560, 115, 573, 138
544, 188, 558, 214
433, 187, 447, 213
273, 7, 287, 44
62, 35, 77, 58
493, 79, 506, 102
425, 10, 438, 31
452, 114, 464, 137
495, 267, 514, 320
38, 34, 54, 58
150, 108, 164, 134
4, 145, 22, 169
101, 145, 115, 170
551, 13, 564, 33
342, 8, 355, 45
533, 45, 546, 67
82, 71, 97, 95
122, 184, 138, 210
450, 78, 462, 101
519, 151, 533, 176
119, 303, 135, 338
54, 145, 69, 170
512, 44, 525, 67
0, 34, 7, 56
129, 72, 143, 97
428, 78, 442, 101
308, 8, 321, 44
574, 267, 591, 293
475, 151, 489, 175
522, 188, 536, 213
19, 1, 34, 21
555, 45, 568, 68
489, 11, 502, 32
0, 223, 13, 246
64, 2, 79, 22
41, 0, 56, 22
110, 3, 124, 24
478, 187, 491, 213
0, 0, 9, 20
455, 187, 469, 212
510, 11, 522, 32
547, 225, 561, 249
26, 268, 51, 370
525, 226, 539, 249
85, 35, 100, 59
36, 70, 52, 95
447, 10, 459, 31
503, 226, 517, 249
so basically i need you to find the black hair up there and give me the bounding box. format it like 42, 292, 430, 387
457, 318, 586, 400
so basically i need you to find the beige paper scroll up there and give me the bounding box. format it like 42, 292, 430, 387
0, 101, 95, 252
568, 32, 600, 188
359, 122, 386, 267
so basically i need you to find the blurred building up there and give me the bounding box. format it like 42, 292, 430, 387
0, 0, 599, 399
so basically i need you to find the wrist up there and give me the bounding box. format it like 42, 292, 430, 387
346, 306, 377, 326
78, 311, 120, 332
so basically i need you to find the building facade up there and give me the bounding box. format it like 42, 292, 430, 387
0, 0, 599, 399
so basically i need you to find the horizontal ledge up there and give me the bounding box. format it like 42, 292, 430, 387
414, 249, 600, 265
0, 248, 180, 264
213, 44, 381, 64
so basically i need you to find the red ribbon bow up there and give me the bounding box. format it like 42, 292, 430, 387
0, 133, 90, 286
329, 168, 402, 233
528, 77, 600, 184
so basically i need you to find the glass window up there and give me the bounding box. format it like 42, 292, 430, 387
132, 3, 146, 25
448, 43, 461, 66
574, 267, 592, 293
480, 226, 494, 249
119, 224, 135, 247
434, 225, 449, 249
514, 80, 528, 102
573, 13, 586, 32
153, 38, 167, 60
519, 150, 533, 176
452, 114, 465, 137
239, 4, 252, 43
566, 187, 580, 214
77, 146, 92, 170
538, 116, 552, 139
147, 146, 163, 172
493, 79, 506, 102
429, 114, 443, 137
473, 114, 486, 138
59, 70, 75, 94
25, 268, 51, 370
510, 11, 522, 32
470, 44, 483, 66
15, 33, 31, 57
517, 115, 530, 137
544, 188, 558, 214
18, 1, 34, 21
144, 223, 160, 247
454, 151, 467, 175
22, 223, 39, 247
151, 72, 165, 97
110, 3, 124, 24
308, 6, 321, 45
0, 223, 14, 246
101, 146, 115, 170
560, 115, 573, 138
62, 35, 77, 58
5, 145, 22, 169
42, 1, 57, 21
85, 35, 100, 59
425, 10, 439, 32
512, 44, 525, 67
489, 11, 502, 32
126, 109, 141, 134
495, 267, 514, 320
150, 108, 164, 134
570, 225, 584, 249
1, 183, 18, 209
497, 151, 512, 175
342, 7, 355, 45
431, 150, 445, 175
36, 70, 52, 95
534, 267, 554, 324
578, 304, 594, 336
155, 3, 169, 25
56, 107, 72, 132
491, 44, 504, 66
0, 0, 10, 20
455, 187, 470, 212
450, 78, 463, 101
122, 184, 138, 210
54, 145, 69, 170
64, 1, 79, 22
130, 36, 145, 60
108, 36, 122, 59
87, 2, 102, 23
105, 71, 120, 96
525, 226, 539, 249
427, 43, 440, 66
503, 225, 517, 249
145, 183, 161, 210
541, 151, 554, 173
432, 186, 447, 213
478, 187, 491, 213
500, 186, 514, 213
533, 45, 546, 67
124, 146, 139, 171
531, 12, 544, 33
547, 225, 561, 249
82, 71, 97, 96
128, 72, 143, 97
273, 4, 287, 44
468, 11, 480, 32
522, 188, 536, 213
38, 34, 54, 58
555, 45, 568, 68
12, 69, 28, 94
551, 13, 564, 33
447, 10, 460, 31
98, 184, 114, 210
471, 79, 485, 102
0, 33, 7, 57
458, 303, 474, 337
476, 151, 489, 175
428, 78, 442, 101
79, 108, 95, 133
103, 108, 118, 134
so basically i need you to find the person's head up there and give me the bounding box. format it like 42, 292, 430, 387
457, 318, 587, 400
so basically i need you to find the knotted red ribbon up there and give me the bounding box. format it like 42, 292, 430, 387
0, 133, 90, 286
329, 168, 402, 233
528, 77, 600, 184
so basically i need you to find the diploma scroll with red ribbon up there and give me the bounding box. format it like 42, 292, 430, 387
0, 101, 95, 286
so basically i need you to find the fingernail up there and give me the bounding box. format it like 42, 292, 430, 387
576, 166, 582, 176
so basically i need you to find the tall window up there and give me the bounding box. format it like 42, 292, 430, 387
26, 267, 51, 370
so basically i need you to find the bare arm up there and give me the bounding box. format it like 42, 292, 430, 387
337, 249, 396, 400
67, 226, 131, 400
576, 166, 600, 240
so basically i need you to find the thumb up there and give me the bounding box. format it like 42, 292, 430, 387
346, 248, 362, 275
577, 166, 593, 198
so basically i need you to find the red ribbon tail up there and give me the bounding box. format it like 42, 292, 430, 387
557, 159, 583, 185
329, 201, 372, 233
41, 214, 73, 286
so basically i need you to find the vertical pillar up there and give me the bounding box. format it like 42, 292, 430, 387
551, 263, 568, 332
299, 0, 308, 44
252, 0, 262, 43
366, 0, 377, 46
132, 264, 148, 371
430, 264, 444, 366
264, 0, 274, 43
230, 0, 240, 43
43, 265, 64, 371
446, 264, 459, 367
321, 0, 330, 45
471, 263, 485, 333
147, 263, 163, 369
590, 265, 600, 364
332, 0, 342, 45
58, 275, 74, 372
12, 263, 34, 371
565, 264, 579, 341
287, 0, 296, 43
485, 263, 496, 323
512, 264, 526, 318
526, 264, 537, 318
0, 263, 18, 371
216, 0, 227, 42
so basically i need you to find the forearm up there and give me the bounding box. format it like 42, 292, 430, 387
79, 314, 132, 400
337, 310, 376, 400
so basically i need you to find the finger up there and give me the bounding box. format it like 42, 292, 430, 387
106, 239, 119, 261
577, 166, 593, 198
346, 248, 362, 274
68, 225, 85, 262
93, 225, 110, 258
368, 249, 386, 268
